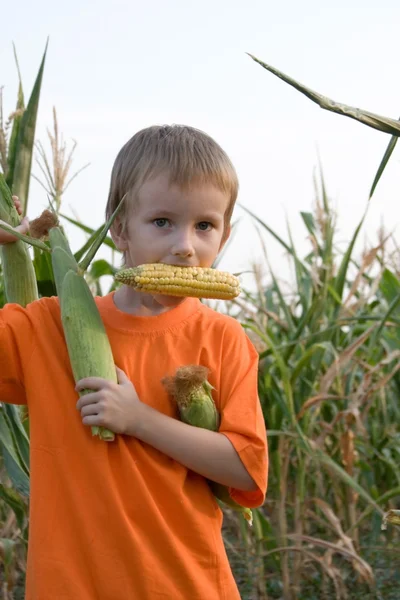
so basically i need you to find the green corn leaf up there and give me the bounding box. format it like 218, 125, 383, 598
0, 484, 27, 531
6, 44, 25, 187
0, 537, 16, 574
247, 324, 302, 435
240, 203, 292, 254
347, 486, 400, 534
379, 268, 400, 310
290, 342, 333, 385
12, 40, 48, 214
310, 446, 383, 516
60, 213, 117, 251
213, 221, 239, 269
268, 262, 295, 331
0, 406, 30, 496
369, 124, 399, 200
240, 203, 310, 284
326, 284, 343, 305
33, 245, 57, 297
89, 259, 117, 279
283, 297, 323, 362
300, 211, 317, 237
74, 223, 105, 263
368, 291, 400, 357
78, 193, 126, 271
2, 404, 29, 473
248, 53, 400, 137
333, 209, 368, 304
286, 215, 311, 310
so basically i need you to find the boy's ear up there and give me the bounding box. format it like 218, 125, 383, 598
110, 218, 129, 252
219, 224, 231, 252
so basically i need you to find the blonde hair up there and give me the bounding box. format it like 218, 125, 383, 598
106, 125, 238, 233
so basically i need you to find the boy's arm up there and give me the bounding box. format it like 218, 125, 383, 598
76, 368, 260, 493
130, 403, 257, 491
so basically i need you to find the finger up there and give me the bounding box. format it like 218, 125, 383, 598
80, 403, 101, 417
115, 366, 130, 384
0, 218, 29, 243
81, 415, 106, 427
75, 377, 113, 393
16, 217, 30, 235
76, 392, 102, 410
12, 196, 22, 215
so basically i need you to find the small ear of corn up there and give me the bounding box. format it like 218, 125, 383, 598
163, 366, 220, 431
115, 264, 240, 300
162, 365, 253, 525
0, 174, 38, 307
50, 227, 116, 442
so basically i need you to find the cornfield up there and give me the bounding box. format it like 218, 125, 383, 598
1, 46, 400, 599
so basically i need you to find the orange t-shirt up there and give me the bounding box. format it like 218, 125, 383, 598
0, 293, 268, 599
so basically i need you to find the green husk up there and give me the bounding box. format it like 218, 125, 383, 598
0, 174, 38, 306
208, 481, 253, 525
48, 224, 116, 442
59, 270, 117, 442
178, 381, 220, 431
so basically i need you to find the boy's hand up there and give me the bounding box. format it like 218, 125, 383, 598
0, 196, 30, 244
75, 367, 143, 435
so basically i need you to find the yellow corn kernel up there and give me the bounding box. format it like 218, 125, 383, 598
115, 264, 241, 300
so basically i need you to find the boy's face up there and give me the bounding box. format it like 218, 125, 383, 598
113, 173, 231, 271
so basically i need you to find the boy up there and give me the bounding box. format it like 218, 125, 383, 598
0, 125, 268, 599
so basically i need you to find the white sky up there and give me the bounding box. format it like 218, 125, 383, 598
2, 0, 400, 291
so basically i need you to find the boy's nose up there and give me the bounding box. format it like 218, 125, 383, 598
171, 234, 195, 258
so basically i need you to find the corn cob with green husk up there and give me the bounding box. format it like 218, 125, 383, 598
0, 173, 38, 306
0, 199, 125, 442
115, 263, 241, 300
162, 365, 253, 525
47, 224, 117, 441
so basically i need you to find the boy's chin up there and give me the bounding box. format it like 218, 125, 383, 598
151, 294, 187, 308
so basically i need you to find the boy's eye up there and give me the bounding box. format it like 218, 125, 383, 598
153, 218, 170, 228
196, 222, 212, 231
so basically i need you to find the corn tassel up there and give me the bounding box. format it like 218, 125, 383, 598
0, 174, 38, 306
115, 264, 240, 300
162, 366, 253, 525
49, 226, 116, 442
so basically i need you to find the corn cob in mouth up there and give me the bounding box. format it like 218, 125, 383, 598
115, 264, 240, 300
162, 365, 253, 525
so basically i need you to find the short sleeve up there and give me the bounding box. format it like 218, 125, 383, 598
217, 319, 268, 508
0, 303, 34, 405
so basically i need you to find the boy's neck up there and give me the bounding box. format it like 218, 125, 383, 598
113, 285, 185, 316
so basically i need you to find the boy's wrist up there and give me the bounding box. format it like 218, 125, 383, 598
125, 401, 155, 439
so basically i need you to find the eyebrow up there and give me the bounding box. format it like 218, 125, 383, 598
145, 209, 223, 221
145, 209, 178, 218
